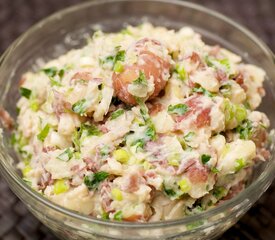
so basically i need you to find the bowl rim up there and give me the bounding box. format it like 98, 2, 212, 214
1, 0, 275, 229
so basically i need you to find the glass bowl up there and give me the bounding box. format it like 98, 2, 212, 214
0, 0, 275, 239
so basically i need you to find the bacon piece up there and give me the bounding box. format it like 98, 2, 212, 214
83, 157, 100, 172
186, 164, 208, 184
233, 73, 248, 91
100, 181, 113, 212
122, 173, 140, 193
0, 107, 14, 130
209, 45, 221, 57
256, 148, 270, 161
98, 125, 109, 134
190, 52, 205, 69
177, 159, 196, 175
223, 182, 244, 201
215, 69, 227, 82
71, 72, 103, 85
72, 72, 93, 82
124, 214, 144, 222
195, 108, 211, 128
52, 91, 72, 117
42, 146, 57, 153
257, 87, 265, 97
38, 172, 54, 190
18, 77, 26, 86
148, 102, 163, 116
251, 127, 268, 148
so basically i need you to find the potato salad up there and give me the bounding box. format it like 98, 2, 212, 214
13, 23, 270, 222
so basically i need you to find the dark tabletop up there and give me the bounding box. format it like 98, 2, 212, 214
0, 0, 275, 239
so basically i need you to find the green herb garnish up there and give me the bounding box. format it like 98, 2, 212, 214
110, 109, 124, 120
20, 87, 32, 99
57, 148, 74, 162
84, 171, 109, 190
133, 71, 147, 86
192, 87, 213, 97
168, 104, 188, 115
235, 158, 246, 172
113, 211, 123, 221
72, 99, 88, 115
183, 132, 195, 142
42, 67, 58, 77
37, 124, 50, 142
201, 154, 211, 164
175, 64, 186, 81
236, 120, 253, 140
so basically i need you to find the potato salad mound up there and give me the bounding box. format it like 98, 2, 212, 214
13, 23, 270, 222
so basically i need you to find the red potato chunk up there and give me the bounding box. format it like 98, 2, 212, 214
175, 95, 211, 128
112, 38, 171, 105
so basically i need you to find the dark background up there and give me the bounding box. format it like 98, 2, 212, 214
0, 0, 274, 239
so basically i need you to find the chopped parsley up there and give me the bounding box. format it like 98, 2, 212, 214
81, 123, 102, 137
211, 167, 220, 174
174, 64, 186, 81
37, 124, 50, 142
102, 48, 126, 71
192, 87, 213, 97
145, 125, 156, 140
42, 67, 65, 87
72, 123, 101, 150
72, 99, 88, 115
114, 49, 126, 63
212, 186, 227, 199
19, 87, 32, 99
136, 97, 156, 141
50, 77, 62, 87
201, 154, 211, 164
183, 132, 195, 142
131, 138, 146, 149
100, 145, 110, 157
236, 120, 253, 140
102, 212, 110, 220
84, 171, 109, 190
57, 148, 74, 162
42, 67, 58, 77
110, 109, 124, 120
133, 71, 147, 86
235, 158, 246, 172
163, 184, 176, 197
168, 104, 188, 115
113, 211, 123, 221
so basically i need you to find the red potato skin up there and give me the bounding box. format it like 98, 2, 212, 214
175, 95, 211, 128
112, 39, 171, 105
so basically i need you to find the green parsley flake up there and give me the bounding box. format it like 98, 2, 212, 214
110, 109, 124, 120
168, 104, 188, 115
113, 211, 123, 221
42, 67, 58, 77
20, 87, 32, 99
57, 148, 74, 162
37, 124, 50, 142
235, 158, 246, 172
175, 64, 186, 81
72, 99, 88, 115
163, 184, 177, 197
84, 171, 109, 190
183, 132, 195, 142
236, 120, 253, 140
192, 87, 213, 97
201, 154, 211, 164
133, 71, 147, 86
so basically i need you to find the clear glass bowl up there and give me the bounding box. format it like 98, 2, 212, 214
0, 0, 275, 239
